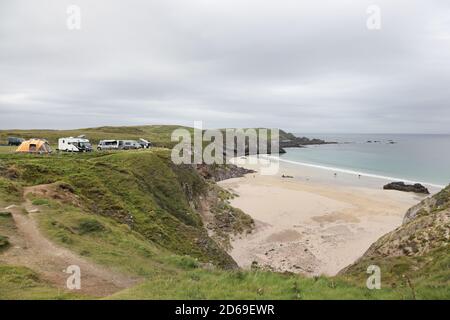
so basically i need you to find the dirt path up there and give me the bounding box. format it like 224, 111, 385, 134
0, 184, 139, 297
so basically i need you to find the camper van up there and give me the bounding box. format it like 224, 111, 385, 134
58, 137, 92, 152
97, 139, 143, 151
97, 140, 119, 151
120, 140, 142, 150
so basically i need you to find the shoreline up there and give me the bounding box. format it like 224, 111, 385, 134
268, 154, 446, 190
219, 158, 427, 276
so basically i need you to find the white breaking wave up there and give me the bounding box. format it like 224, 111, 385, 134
261, 155, 446, 189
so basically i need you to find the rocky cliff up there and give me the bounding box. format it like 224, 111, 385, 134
341, 185, 449, 288
279, 130, 336, 148
360, 186, 449, 259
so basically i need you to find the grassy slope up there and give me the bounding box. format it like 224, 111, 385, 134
0, 148, 234, 299
0, 265, 87, 300
0, 149, 235, 268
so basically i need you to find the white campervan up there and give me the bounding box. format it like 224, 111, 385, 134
58, 137, 93, 152
97, 140, 119, 151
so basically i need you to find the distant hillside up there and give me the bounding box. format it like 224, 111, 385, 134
0, 125, 332, 151
0, 125, 190, 148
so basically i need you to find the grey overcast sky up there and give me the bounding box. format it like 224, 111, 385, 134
0, 0, 449, 133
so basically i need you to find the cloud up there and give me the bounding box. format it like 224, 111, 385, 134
0, 0, 449, 132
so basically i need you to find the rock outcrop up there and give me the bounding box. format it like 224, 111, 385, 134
404, 185, 450, 223
279, 130, 336, 148
383, 182, 430, 194
196, 163, 255, 182
218, 129, 333, 157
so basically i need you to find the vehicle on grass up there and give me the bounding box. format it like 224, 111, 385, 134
7, 137, 24, 146
97, 140, 119, 151
120, 140, 142, 150
58, 137, 92, 152
97, 139, 143, 151
138, 138, 152, 149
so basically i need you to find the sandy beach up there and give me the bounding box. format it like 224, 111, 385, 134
219, 157, 429, 276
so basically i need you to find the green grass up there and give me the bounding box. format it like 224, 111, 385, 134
111, 249, 450, 300
35, 198, 179, 277
31, 198, 50, 206
0, 146, 16, 154
0, 176, 22, 204
0, 265, 87, 300
342, 246, 450, 300
109, 269, 408, 300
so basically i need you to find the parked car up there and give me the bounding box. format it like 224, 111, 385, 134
97, 139, 143, 151
120, 140, 142, 150
97, 140, 119, 151
58, 137, 92, 152
7, 137, 24, 146
138, 138, 152, 149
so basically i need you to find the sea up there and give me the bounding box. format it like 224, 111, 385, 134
280, 134, 450, 188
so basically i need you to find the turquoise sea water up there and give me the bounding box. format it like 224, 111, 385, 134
281, 134, 450, 187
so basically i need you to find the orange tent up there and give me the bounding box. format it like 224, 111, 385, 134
16, 139, 52, 154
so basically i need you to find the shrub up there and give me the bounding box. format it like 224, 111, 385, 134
57, 182, 75, 193
0, 177, 22, 202
77, 218, 105, 235
166, 255, 199, 270
0, 211, 12, 217
0, 235, 10, 250
32, 198, 50, 206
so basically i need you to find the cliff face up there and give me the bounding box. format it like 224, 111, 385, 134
341, 186, 449, 295
360, 186, 449, 259
196, 163, 255, 182
404, 187, 450, 223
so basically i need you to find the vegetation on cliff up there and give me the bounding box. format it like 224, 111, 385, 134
342, 185, 449, 299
